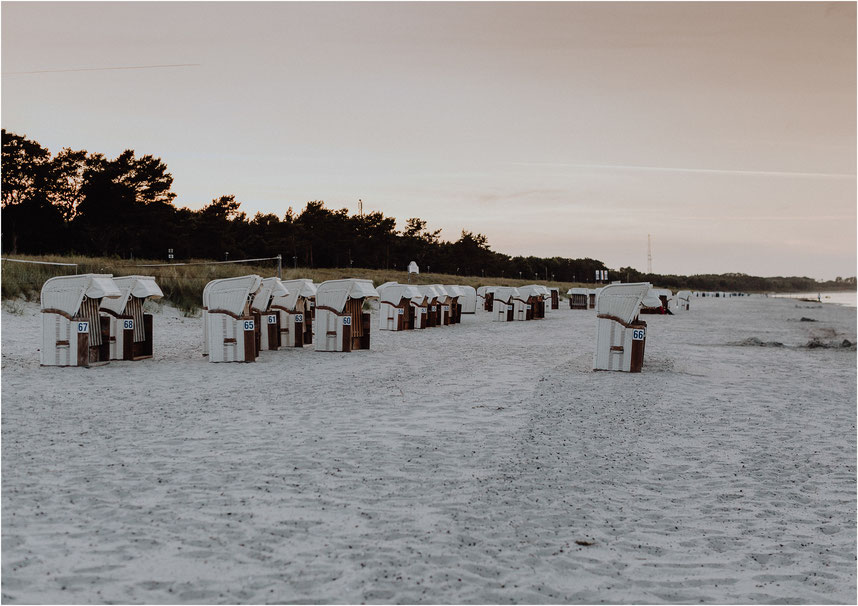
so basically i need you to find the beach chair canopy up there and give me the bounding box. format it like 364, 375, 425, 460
41, 274, 121, 316
519, 285, 549, 298
676, 290, 692, 301
443, 285, 466, 298
316, 279, 379, 313
567, 287, 589, 296
272, 279, 317, 311
408, 261, 419, 274
100, 275, 163, 315
643, 288, 671, 308
205, 275, 263, 316
458, 285, 477, 297
379, 283, 422, 304
478, 286, 501, 297
252, 277, 289, 311
429, 284, 450, 298
641, 289, 663, 308
596, 282, 651, 325
492, 286, 520, 303
517, 285, 539, 299
417, 284, 442, 300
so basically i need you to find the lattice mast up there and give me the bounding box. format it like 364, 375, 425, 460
647, 234, 653, 274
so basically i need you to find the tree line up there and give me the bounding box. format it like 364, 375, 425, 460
1, 129, 853, 292
0, 129, 607, 281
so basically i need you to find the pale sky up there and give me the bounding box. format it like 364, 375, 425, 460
2, 1, 855, 279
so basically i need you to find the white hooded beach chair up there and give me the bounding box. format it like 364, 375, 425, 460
457, 285, 477, 314
251, 277, 289, 351
99, 275, 163, 361
204, 275, 262, 362
271, 279, 317, 347
408, 289, 432, 329
477, 286, 495, 312
535, 285, 551, 316
641, 288, 672, 314
518, 285, 548, 319
417, 285, 443, 327
314, 279, 379, 352
588, 289, 598, 309
378, 282, 422, 331
568, 287, 589, 310
443, 285, 467, 324
429, 284, 454, 325
40, 274, 122, 367
594, 282, 650, 373
670, 290, 691, 312
491, 287, 521, 322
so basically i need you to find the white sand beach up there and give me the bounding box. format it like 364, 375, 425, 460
2, 295, 855, 604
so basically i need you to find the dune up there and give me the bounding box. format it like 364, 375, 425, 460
2, 295, 855, 604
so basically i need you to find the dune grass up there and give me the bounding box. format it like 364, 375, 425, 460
1, 254, 595, 314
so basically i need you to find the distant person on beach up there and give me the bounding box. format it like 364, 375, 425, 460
818, 293, 822, 302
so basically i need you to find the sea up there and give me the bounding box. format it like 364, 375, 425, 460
770, 291, 857, 308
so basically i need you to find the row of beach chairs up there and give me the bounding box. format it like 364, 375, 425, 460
475, 285, 559, 321
203, 276, 377, 361
377, 283, 478, 330
204, 278, 484, 362
39, 275, 685, 372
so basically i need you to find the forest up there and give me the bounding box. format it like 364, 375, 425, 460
2, 129, 853, 293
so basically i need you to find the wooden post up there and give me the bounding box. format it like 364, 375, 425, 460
243, 320, 257, 362
251, 311, 262, 356
303, 312, 312, 345
267, 314, 279, 350
295, 314, 305, 347
122, 317, 134, 361
76, 327, 89, 367
342, 317, 352, 352
629, 320, 647, 373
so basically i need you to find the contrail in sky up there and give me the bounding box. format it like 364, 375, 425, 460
511, 162, 855, 180
2, 64, 201, 75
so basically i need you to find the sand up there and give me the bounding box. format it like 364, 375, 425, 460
2, 295, 855, 604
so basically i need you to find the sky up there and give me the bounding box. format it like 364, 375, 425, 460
2, 1, 855, 279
